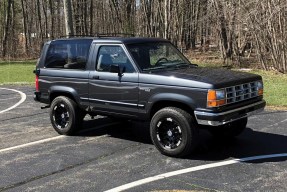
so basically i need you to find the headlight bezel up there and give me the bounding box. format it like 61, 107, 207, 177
256, 81, 264, 96
207, 89, 226, 108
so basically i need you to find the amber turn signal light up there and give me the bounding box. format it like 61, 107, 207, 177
207, 89, 226, 108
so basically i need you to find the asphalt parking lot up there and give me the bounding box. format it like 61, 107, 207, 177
0, 85, 286, 192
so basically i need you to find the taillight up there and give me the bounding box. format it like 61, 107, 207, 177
34, 67, 40, 92
35, 75, 39, 92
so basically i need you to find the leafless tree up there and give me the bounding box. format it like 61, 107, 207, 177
2, 0, 13, 57
0, 0, 286, 73
63, 0, 74, 37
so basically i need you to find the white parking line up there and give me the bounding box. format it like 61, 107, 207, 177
0, 122, 119, 154
0, 136, 65, 154
0, 96, 19, 101
105, 153, 287, 192
0, 88, 26, 114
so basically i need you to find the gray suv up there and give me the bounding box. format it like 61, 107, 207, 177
34, 37, 266, 157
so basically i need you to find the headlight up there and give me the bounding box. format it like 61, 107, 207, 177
216, 89, 226, 100
256, 81, 263, 96
207, 89, 226, 107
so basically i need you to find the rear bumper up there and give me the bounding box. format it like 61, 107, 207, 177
34, 91, 41, 102
194, 100, 266, 126
34, 91, 49, 104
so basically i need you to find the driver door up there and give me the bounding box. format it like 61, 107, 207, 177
88, 44, 139, 117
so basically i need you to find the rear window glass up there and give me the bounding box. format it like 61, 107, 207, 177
45, 39, 92, 70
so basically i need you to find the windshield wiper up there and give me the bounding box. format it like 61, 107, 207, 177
142, 66, 167, 72
171, 62, 198, 68
162, 62, 190, 69
174, 62, 190, 68
142, 62, 194, 73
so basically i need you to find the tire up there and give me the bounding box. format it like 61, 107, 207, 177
50, 96, 83, 135
208, 117, 248, 138
150, 107, 198, 157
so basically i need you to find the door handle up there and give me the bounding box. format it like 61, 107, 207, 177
92, 75, 100, 79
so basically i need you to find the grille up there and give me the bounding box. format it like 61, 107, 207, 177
225, 82, 258, 104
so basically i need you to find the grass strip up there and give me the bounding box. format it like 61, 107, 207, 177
251, 70, 287, 108
0, 61, 35, 84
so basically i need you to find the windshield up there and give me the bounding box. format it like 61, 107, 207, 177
126, 42, 191, 72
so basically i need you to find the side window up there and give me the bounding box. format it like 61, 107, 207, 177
96, 46, 135, 73
45, 39, 92, 70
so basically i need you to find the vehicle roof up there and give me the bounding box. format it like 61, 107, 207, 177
49, 37, 170, 44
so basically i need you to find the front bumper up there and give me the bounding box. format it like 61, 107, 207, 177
194, 100, 266, 126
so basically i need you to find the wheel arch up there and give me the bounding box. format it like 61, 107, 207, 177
49, 86, 80, 104
148, 93, 197, 119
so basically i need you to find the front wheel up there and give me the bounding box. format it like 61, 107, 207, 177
50, 96, 83, 135
150, 107, 198, 157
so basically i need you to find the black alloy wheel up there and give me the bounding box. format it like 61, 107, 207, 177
150, 107, 198, 157
156, 117, 183, 150
50, 96, 83, 135
52, 102, 70, 129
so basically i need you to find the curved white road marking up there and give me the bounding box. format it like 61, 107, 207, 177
0, 88, 26, 114
105, 153, 287, 192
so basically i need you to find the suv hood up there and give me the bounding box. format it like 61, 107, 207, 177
142, 67, 262, 89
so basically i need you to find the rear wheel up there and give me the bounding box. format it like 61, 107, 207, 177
208, 117, 248, 138
150, 107, 198, 157
50, 96, 83, 135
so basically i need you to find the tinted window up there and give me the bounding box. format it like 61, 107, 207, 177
96, 46, 135, 73
45, 39, 92, 69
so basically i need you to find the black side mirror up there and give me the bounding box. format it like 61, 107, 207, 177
110, 64, 120, 73
110, 64, 124, 77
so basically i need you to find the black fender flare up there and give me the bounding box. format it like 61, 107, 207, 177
49, 86, 80, 104
147, 93, 197, 115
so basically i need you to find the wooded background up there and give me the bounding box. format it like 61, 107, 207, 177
0, 0, 286, 73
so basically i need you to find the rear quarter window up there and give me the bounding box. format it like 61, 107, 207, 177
45, 39, 92, 70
